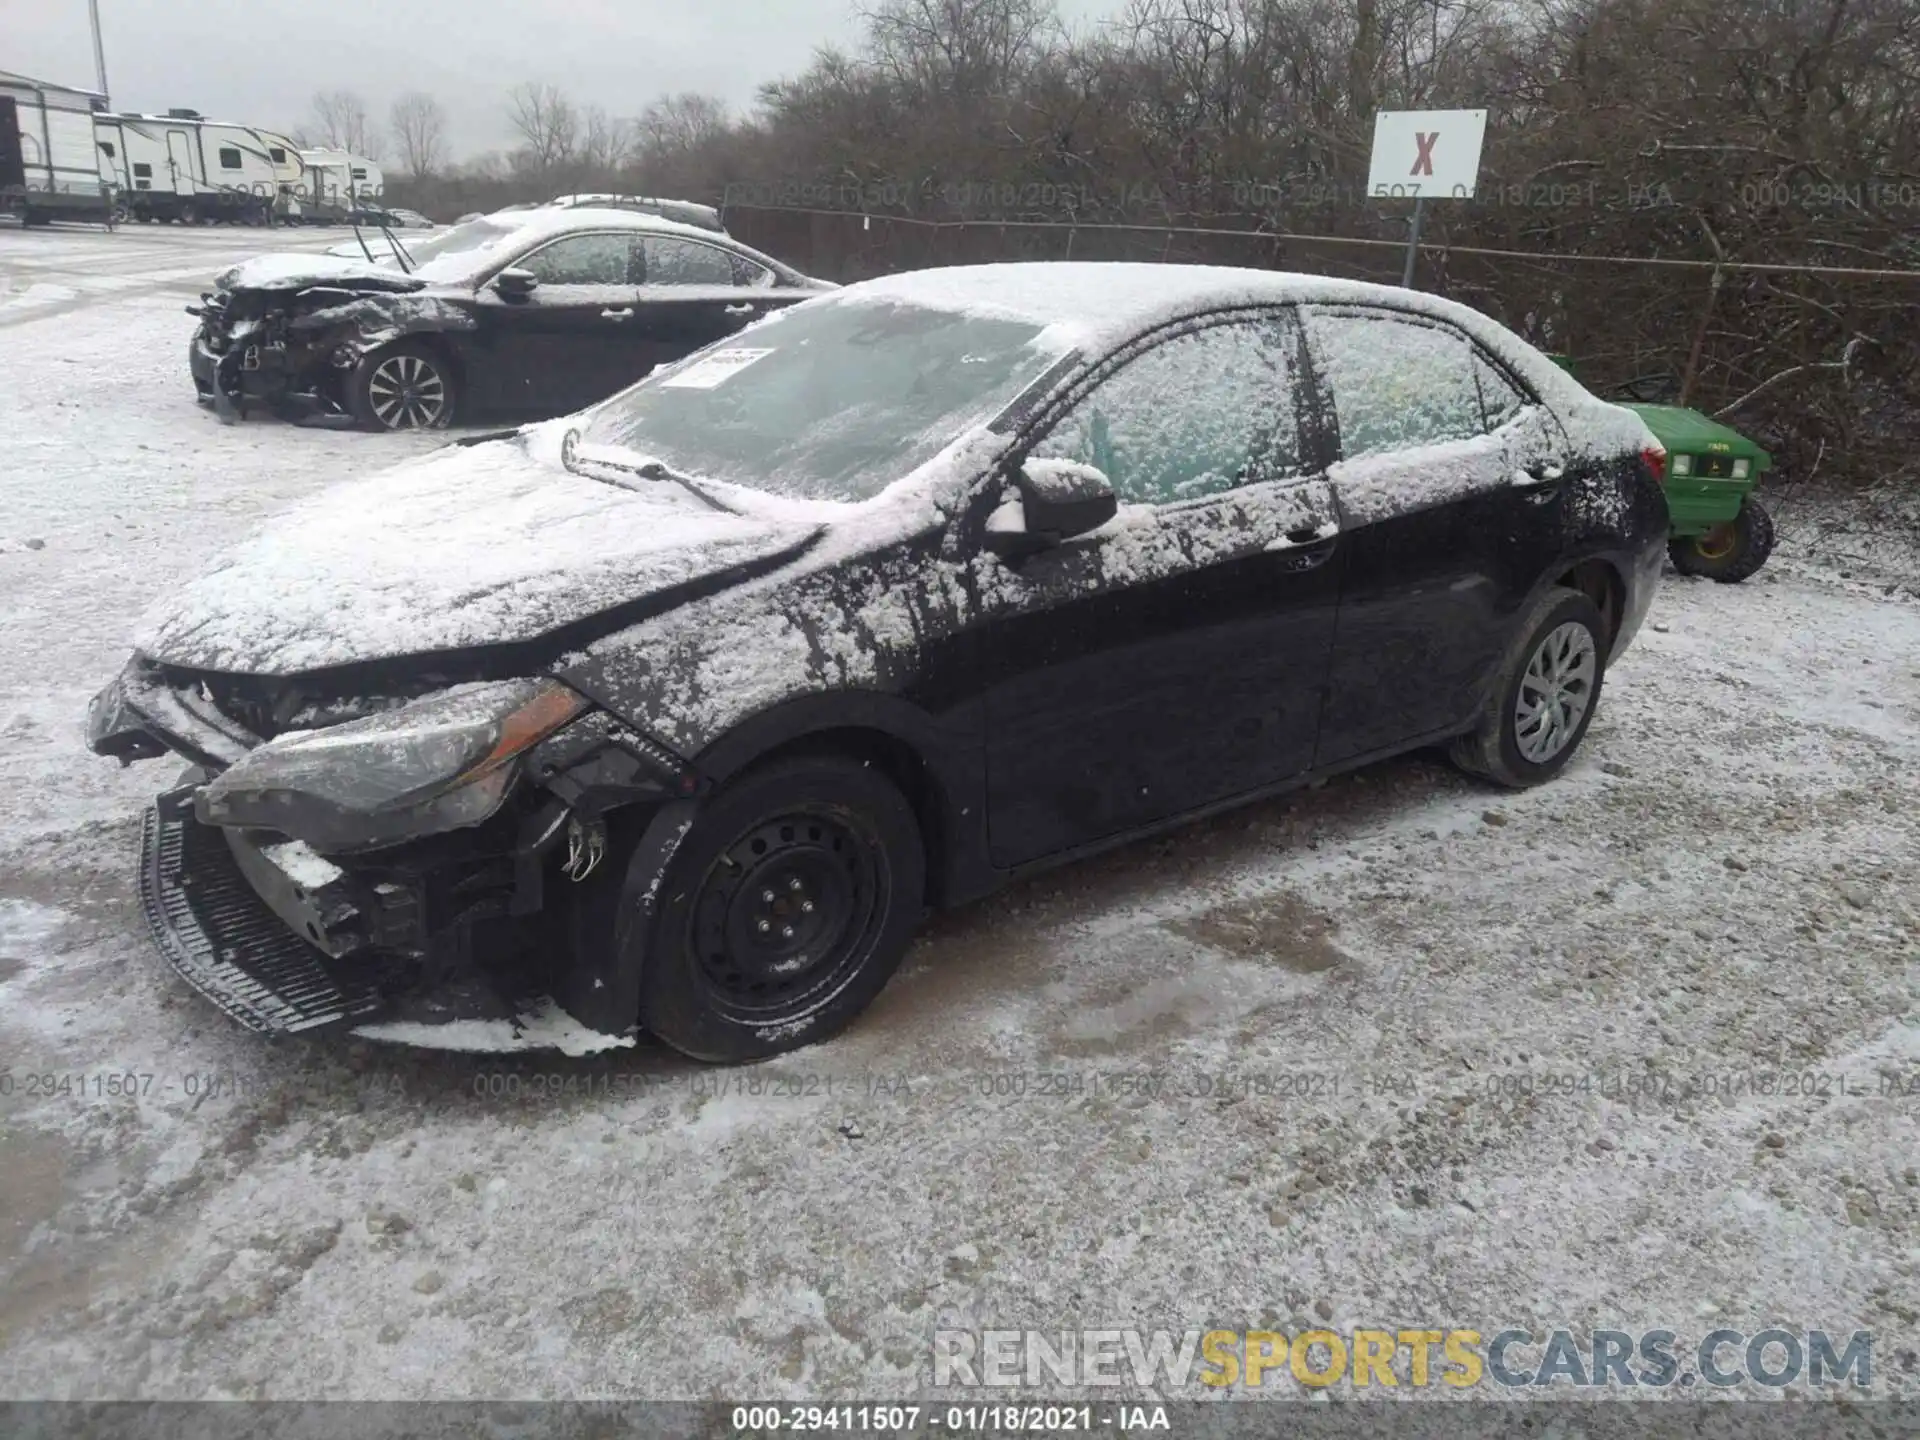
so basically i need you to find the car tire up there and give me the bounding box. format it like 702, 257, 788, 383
348, 342, 457, 431
1668, 497, 1774, 583
1449, 585, 1608, 789
640, 755, 926, 1063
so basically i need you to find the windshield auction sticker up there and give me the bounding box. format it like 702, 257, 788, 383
660, 347, 775, 389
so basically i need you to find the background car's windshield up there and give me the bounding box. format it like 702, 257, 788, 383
406, 217, 529, 281
581, 297, 1056, 502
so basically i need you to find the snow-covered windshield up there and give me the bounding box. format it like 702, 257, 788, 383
580, 296, 1056, 502
405, 217, 529, 282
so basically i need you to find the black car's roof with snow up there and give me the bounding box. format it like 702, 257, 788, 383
837, 261, 1590, 404
220, 206, 817, 294
846, 262, 1481, 341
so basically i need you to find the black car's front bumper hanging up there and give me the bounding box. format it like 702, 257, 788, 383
140, 785, 401, 1033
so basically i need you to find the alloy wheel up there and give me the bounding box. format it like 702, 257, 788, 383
1514, 620, 1597, 764
367, 354, 448, 429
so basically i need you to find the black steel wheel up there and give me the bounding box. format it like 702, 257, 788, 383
640, 755, 925, 1062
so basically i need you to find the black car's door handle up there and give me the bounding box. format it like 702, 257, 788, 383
1514, 462, 1566, 503
1278, 526, 1338, 570
724, 302, 755, 315
601, 307, 634, 321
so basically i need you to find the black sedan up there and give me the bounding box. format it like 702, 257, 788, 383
94, 262, 1668, 1060
188, 207, 830, 430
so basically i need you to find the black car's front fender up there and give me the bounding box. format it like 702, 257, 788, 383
287, 293, 478, 368
554, 796, 701, 1035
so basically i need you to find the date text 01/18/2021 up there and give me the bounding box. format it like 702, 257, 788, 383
730, 1405, 1171, 1432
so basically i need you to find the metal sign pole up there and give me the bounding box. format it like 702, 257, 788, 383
88, 0, 110, 98
1401, 196, 1425, 289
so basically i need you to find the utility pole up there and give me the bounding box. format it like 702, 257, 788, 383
88, 0, 111, 100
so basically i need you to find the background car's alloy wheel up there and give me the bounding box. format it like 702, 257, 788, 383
640, 755, 925, 1062
1450, 584, 1609, 788
350, 343, 456, 431
1668, 497, 1775, 583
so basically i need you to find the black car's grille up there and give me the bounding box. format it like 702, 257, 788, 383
140, 791, 402, 1033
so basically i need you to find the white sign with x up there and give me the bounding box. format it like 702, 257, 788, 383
1366, 110, 1488, 200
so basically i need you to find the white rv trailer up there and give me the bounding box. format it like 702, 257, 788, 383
0, 69, 111, 224
94, 109, 303, 224
293, 148, 384, 221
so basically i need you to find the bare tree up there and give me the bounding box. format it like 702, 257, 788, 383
390, 92, 448, 178
506, 82, 580, 174
863, 0, 1060, 97
580, 104, 631, 175
311, 89, 382, 158
635, 92, 731, 158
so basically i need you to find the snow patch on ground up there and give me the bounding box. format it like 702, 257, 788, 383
353, 998, 638, 1057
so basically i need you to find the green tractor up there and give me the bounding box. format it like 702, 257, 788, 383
1549, 358, 1776, 583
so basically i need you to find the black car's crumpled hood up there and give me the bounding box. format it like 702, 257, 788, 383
215, 253, 429, 296
135, 433, 823, 677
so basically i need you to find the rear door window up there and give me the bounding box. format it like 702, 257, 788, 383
1305, 310, 1486, 458
640, 237, 738, 287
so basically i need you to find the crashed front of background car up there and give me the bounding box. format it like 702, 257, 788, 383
188, 253, 469, 428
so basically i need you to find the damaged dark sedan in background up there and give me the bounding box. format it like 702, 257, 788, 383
95, 263, 1666, 1061
188, 206, 829, 430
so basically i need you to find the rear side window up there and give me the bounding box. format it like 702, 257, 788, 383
1030, 315, 1303, 506
641, 237, 736, 286
731, 254, 774, 287
1306, 311, 1485, 459
132, 162, 152, 178
1473, 352, 1528, 430
518, 233, 636, 286
98, 141, 116, 157
218, 147, 243, 170
269, 146, 287, 163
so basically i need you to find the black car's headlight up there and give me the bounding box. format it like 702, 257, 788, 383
196, 679, 588, 852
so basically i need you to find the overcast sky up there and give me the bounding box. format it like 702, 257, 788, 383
6, 0, 1122, 159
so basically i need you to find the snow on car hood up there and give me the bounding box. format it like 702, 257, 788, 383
215, 253, 427, 294
135, 435, 824, 676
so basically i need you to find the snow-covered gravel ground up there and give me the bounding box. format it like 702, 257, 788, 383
0, 224, 1915, 1405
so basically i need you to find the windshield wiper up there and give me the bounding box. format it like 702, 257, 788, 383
382, 221, 415, 274
560, 435, 734, 513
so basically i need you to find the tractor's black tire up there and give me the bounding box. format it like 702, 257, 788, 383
640, 755, 926, 1063
1449, 585, 1609, 789
347, 341, 458, 431
1669, 498, 1775, 583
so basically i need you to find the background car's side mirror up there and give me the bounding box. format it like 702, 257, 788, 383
492, 268, 538, 300
983, 458, 1119, 561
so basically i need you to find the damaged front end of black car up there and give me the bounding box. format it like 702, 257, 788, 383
88, 656, 707, 1043
187, 264, 462, 429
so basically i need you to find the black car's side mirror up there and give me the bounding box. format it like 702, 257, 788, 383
983, 458, 1119, 561
492, 268, 538, 300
